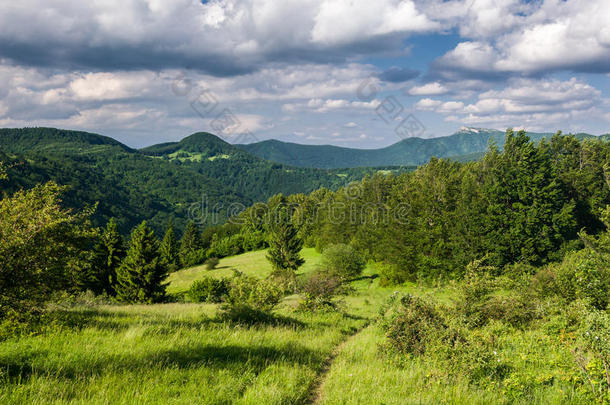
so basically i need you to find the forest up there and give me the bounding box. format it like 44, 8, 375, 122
1, 129, 609, 404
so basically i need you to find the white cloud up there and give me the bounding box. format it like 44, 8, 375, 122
433, 0, 610, 76
416, 77, 605, 129
408, 82, 448, 96
282, 98, 380, 113
312, 0, 438, 45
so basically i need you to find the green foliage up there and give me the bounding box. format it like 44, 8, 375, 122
378, 293, 461, 356
298, 271, 347, 311
187, 278, 229, 303
575, 310, 610, 400
0, 181, 96, 319
179, 221, 205, 268
224, 272, 284, 313
90, 218, 125, 295
115, 221, 168, 303
205, 257, 220, 270
555, 248, 610, 310
320, 243, 366, 280
266, 206, 304, 283
455, 257, 497, 327
159, 219, 180, 272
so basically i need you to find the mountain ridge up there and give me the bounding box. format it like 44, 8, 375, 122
237, 127, 609, 168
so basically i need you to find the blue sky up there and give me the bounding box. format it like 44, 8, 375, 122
0, 0, 608, 148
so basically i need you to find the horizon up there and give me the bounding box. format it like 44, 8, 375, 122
0, 1, 609, 149
2, 125, 609, 150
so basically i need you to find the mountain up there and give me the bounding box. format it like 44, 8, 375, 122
237, 127, 609, 168
0, 128, 408, 234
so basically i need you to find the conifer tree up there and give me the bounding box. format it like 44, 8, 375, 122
266, 206, 304, 281
159, 219, 180, 272
179, 221, 204, 267
92, 218, 125, 295
116, 221, 168, 303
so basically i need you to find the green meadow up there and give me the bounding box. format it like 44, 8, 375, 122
0, 248, 594, 404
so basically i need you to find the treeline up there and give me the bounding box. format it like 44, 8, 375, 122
212, 130, 609, 284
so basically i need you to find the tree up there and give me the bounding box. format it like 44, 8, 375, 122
266, 206, 304, 283
0, 181, 96, 318
159, 219, 180, 272
320, 243, 365, 280
179, 221, 205, 267
482, 130, 576, 266
115, 221, 168, 303
89, 218, 125, 295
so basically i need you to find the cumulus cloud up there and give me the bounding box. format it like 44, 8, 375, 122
0, 0, 439, 75
408, 82, 448, 96
432, 0, 610, 78
415, 78, 606, 130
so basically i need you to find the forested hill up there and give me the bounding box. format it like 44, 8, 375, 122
237, 127, 610, 168
0, 128, 409, 234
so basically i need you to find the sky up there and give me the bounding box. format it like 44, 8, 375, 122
0, 0, 609, 149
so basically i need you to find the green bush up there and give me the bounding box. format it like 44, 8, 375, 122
556, 248, 610, 310
187, 278, 230, 303
205, 257, 220, 270
298, 271, 348, 312
455, 258, 497, 327
320, 243, 366, 280
378, 293, 462, 356
224, 272, 284, 312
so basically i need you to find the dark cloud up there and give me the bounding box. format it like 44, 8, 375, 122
378, 66, 419, 82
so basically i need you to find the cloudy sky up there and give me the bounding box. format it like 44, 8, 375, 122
0, 0, 609, 148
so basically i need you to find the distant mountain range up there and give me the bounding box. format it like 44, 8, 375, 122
238, 127, 610, 168
0, 128, 404, 234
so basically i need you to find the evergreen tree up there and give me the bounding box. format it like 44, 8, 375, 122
179, 221, 205, 267
266, 206, 304, 281
115, 221, 168, 303
159, 219, 180, 272
90, 218, 125, 295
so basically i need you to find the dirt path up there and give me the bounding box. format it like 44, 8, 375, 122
304, 323, 370, 404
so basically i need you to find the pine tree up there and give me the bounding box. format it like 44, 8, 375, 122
115, 221, 168, 303
266, 206, 304, 281
92, 218, 125, 295
159, 219, 180, 272
179, 221, 204, 267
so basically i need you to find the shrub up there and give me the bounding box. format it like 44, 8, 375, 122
378, 293, 461, 356
574, 309, 610, 400
320, 243, 366, 280
530, 265, 559, 298
187, 278, 230, 303
482, 291, 539, 328
205, 257, 220, 270
298, 271, 348, 311
556, 248, 610, 310
224, 272, 284, 312
455, 258, 497, 327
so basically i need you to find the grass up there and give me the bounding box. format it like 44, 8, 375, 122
0, 248, 596, 404
0, 304, 367, 404
167, 247, 322, 295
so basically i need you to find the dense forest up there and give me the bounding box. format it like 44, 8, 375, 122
204, 130, 610, 282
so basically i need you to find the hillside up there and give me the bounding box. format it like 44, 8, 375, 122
0, 128, 409, 234
238, 127, 609, 168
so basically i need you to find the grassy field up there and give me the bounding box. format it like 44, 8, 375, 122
0, 249, 594, 404
167, 248, 322, 295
